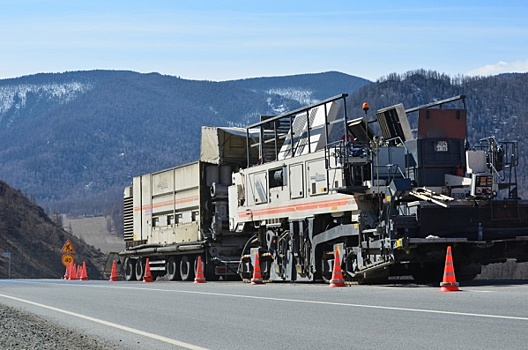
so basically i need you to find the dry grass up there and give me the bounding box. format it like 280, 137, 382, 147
63, 216, 124, 254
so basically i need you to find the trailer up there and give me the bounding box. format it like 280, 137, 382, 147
120, 127, 257, 281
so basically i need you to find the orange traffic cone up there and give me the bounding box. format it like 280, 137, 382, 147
79, 261, 89, 281
69, 262, 78, 280
63, 263, 70, 280
329, 248, 346, 288
194, 256, 206, 284
66, 262, 72, 280
143, 258, 153, 282
439, 246, 460, 292
109, 259, 119, 282
68, 262, 74, 280
251, 250, 264, 285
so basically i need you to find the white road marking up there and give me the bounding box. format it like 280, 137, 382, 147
0, 292, 209, 350
47, 281, 528, 322
158, 289, 528, 321
4, 280, 528, 325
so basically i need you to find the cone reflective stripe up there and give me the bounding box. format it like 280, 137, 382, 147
251, 250, 264, 285
69, 262, 78, 280
439, 246, 460, 292
143, 258, 153, 282
194, 256, 206, 284
109, 259, 119, 281
329, 247, 346, 288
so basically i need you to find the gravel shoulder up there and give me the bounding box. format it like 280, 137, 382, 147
0, 303, 123, 350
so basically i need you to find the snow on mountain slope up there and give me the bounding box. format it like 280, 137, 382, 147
0, 81, 93, 125
266, 87, 316, 106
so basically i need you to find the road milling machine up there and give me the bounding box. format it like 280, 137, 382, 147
122, 94, 528, 283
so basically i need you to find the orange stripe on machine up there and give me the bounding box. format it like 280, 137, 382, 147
133, 196, 199, 212
240, 197, 355, 217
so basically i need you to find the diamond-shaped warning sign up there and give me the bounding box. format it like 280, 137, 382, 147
61, 240, 76, 254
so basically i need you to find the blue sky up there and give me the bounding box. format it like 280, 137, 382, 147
1, 0, 527, 81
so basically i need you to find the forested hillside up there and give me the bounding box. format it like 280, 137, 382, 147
0, 69, 527, 231
0, 70, 367, 224
228, 71, 370, 105
348, 70, 527, 145
346, 70, 528, 196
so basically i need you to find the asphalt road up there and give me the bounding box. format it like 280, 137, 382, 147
1, 279, 528, 350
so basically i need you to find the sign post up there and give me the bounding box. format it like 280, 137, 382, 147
61, 240, 76, 270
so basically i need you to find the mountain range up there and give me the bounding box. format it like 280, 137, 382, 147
0, 70, 369, 223
0, 69, 527, 234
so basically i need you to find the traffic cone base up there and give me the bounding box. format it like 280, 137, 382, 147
439, 246, 460, 292
440, 282, 460, 292
194, 256, 206, 284
251, 250, 264, 285
143, 258, 153, 282
109, 259, 119, 282
329, 250, 345, 288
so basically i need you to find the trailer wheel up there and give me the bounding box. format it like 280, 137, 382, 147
180, 255, 195, 281
135, 258, 145, 281
124, 258, 137, 281
166, 257, 181, 281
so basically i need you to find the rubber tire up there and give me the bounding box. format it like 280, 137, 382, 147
205, 261, 221, 281
179, 255, 195, 281
166, 257, 181, 281
135, 258, 145, 281
124, 258, 137, 281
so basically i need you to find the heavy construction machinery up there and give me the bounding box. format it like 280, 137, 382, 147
121, 94, 528, 283
120, 126, 256, 281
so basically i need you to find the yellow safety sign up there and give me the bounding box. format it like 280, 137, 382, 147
61, 240, 76, 254
62, 254, 74, 266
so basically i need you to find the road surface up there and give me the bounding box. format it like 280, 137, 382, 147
1, 279, 527, 349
